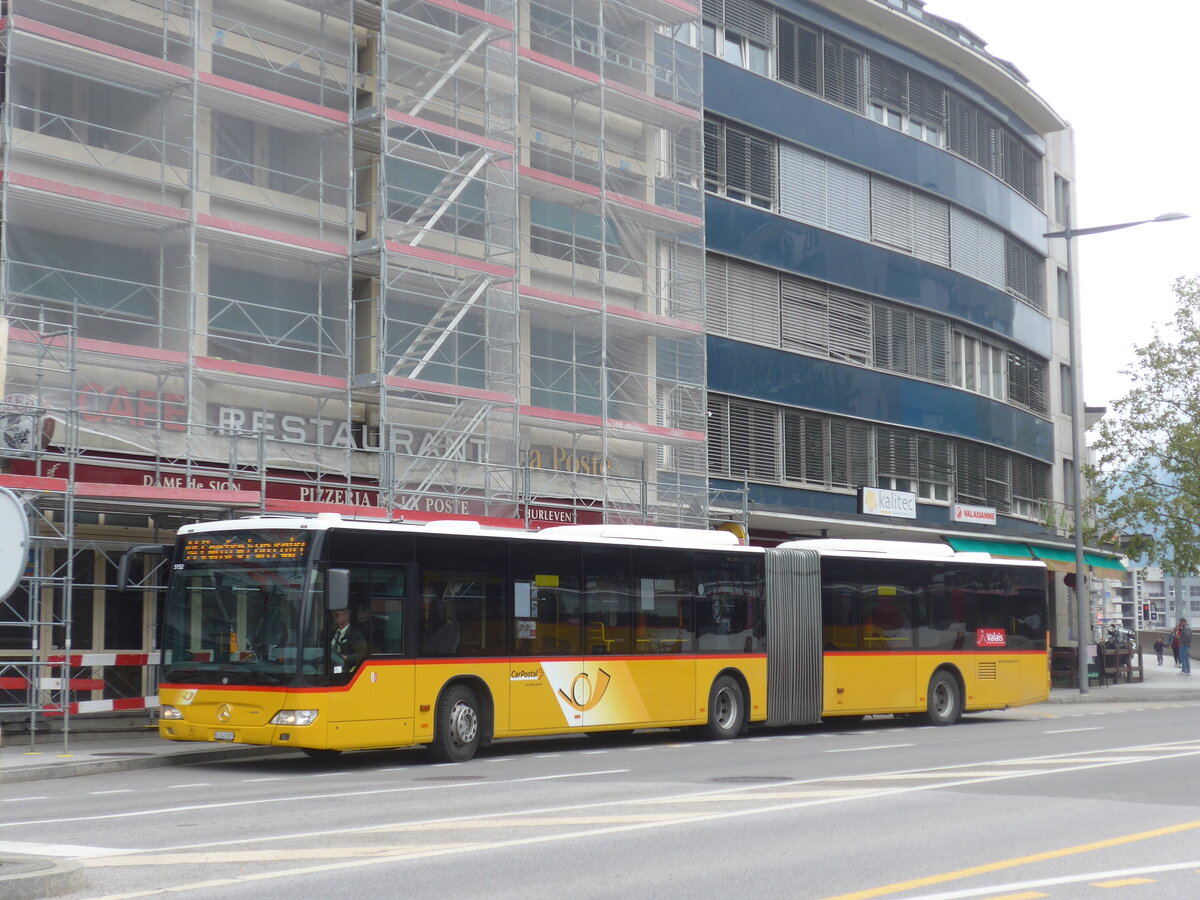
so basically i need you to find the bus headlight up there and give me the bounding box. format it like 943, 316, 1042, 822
269, 709, 319, 726
160, 705, 182, 720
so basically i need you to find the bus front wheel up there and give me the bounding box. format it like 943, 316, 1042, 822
925, 671, 961, 726
703, 675, 745, 740
430, 684, 482, 762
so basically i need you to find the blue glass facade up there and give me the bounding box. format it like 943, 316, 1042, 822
702, 0, 1065, 543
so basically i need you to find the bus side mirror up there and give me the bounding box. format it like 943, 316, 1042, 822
327, 568, 350, 611
117, 544, 171, 592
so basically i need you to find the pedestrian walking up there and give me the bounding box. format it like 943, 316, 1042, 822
1180, 618, 1192, 675
1154, 636, 1165, 665
1171, 626, 1181, 666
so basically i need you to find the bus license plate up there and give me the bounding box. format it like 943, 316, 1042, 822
213, 731, 235, 742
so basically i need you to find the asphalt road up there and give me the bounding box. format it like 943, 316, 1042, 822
3, 701, 1199, 900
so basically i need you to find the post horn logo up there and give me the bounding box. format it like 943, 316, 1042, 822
557, 668, 612, 712
216, 703, 233, 722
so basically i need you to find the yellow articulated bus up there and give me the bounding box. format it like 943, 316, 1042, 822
143, 515, 1049, 762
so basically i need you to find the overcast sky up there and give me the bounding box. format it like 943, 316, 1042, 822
923, 1, 1199, 411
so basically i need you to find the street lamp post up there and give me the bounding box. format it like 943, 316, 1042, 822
1043, 211, 1187, 694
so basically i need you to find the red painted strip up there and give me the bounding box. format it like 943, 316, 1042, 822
73, 482, 261, 504
380, 374, 515, 404
17, 17, 191, 78
264, 499, 392, 519
612, 420, 706, 442
112, 697, 152, 711
519, 285, 601, 312
0, 677, 28, 689
605, 80, 700, 121
194, 356, 348, 390
198, 72, 347, 123
607, 304, 703, 333
196, 213, 347, 255
385, 111, 515, 155
824, 649, 1049, 657
0, 474, 69, 493
608, 191, 703, 226
518, 165, 602, 197
517, 47, 601, 84
6, 172, 188, 220
422, 0, 514, 29
519, 405, 601, 428
382, 240, 516, 278
67, 679, 106, 691
113, 653, 156, 666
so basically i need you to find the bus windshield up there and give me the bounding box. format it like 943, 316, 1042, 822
161, 529, 315, 686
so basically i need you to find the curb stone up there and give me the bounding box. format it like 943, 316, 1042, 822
0, 856, 85, 900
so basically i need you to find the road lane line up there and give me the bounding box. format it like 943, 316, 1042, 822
825, 744, 914, 753
0, 768, 633, 828
1044, 727, 1102, 733
821, 821, 1200, 900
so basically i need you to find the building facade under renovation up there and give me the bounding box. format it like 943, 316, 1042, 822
0, 0, 1120, 720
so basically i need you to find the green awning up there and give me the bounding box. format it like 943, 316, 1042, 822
1027, 545, 1077, 573
946, 538, 1126, 573
945, 538, 1034, 559
1085, 552, 1127, 572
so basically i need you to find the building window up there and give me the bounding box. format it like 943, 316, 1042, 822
867, 56, 945, 147
529, 323, 602, 416
1060, 364, 1073, 415
776, 14, 862, 111
1063, 457, 1076, 509
1057, 267, 1070, 320
1054, 175, 1070, 227
703, 117, 776, 209
953, 332, 1006, 400
702, 0, 774, 77
1005, 237, 1046, 311
1007, 349, 1049, 415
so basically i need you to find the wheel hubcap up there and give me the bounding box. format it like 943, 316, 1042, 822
450, 701, 478, 745
716, 688, 737, 728
933, 684, 952, 717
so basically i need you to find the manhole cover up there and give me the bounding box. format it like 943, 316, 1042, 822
709, 775, 793, 784
91, 752, 154, 758
414, 775, 485, 782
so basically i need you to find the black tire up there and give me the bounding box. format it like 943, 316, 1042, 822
301, 748, 342, 761
429, 684, 482, 762
702, 675, 745, 740
925, 670, 961, 726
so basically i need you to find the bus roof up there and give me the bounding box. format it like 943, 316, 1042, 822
176, 515, 753, 552
178, 516, 1046, 567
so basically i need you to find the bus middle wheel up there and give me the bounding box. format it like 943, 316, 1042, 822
703, 675, 745, 740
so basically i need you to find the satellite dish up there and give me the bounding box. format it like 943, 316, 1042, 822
0, 487, 30, 600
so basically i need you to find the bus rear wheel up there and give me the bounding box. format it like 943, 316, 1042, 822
925, 671, 961, 726
430, 684, 482, 762
703, 675, 745, 740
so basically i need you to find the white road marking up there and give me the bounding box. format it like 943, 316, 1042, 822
0, 840, 131, 859
1044, 726, 1103, 734
824, 743, 914, 753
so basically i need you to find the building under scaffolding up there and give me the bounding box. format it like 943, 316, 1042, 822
0, 0, 715, 725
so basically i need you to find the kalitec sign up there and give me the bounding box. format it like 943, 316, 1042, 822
953, 503, 997, 526
858, 486, 917, 519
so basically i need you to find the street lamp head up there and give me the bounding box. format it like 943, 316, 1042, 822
1152, 212, 1189, 223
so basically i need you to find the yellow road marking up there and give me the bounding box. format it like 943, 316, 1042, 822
822, 819, 1200, 900
1091, 877, 1155, 887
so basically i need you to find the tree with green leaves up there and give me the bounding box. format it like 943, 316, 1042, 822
1091, 276, 1200, 574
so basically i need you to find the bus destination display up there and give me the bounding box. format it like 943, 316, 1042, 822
183, 535, 307, 562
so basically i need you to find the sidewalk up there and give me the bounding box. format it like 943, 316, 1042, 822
4, 659, 1199, 786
